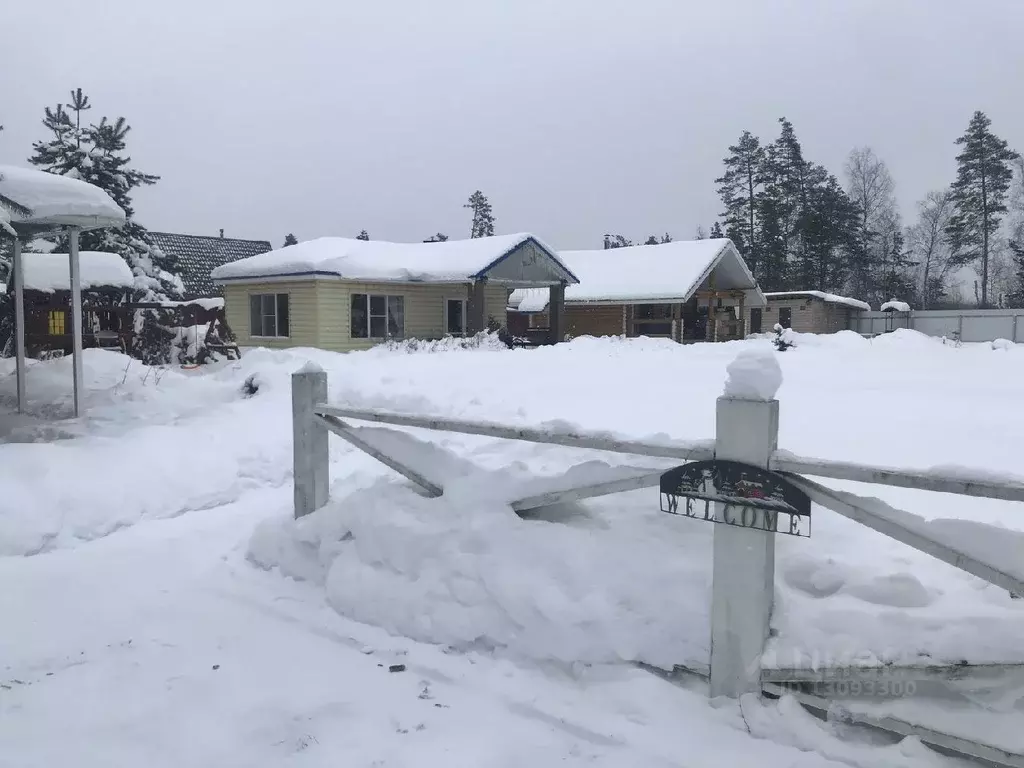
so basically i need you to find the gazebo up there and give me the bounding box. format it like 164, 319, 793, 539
0, 165, 127, 417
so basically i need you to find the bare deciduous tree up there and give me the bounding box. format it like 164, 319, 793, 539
908, 190, 954, 308
845, 147, 899, 300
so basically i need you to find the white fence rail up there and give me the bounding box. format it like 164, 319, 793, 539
291, 366, 1024, 765
855, 308, 1024, 343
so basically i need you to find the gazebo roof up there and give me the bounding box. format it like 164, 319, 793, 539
0, 165, 125, 235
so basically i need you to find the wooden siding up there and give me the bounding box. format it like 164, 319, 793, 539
223, 281, 320, 349
225, 279, 510, 353
565, 305, 624, 337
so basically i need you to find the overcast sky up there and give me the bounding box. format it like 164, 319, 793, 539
3, 0, 1023, 250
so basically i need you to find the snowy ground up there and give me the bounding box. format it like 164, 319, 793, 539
2, 331, 1023, 765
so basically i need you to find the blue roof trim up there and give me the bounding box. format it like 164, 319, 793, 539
471, 236, 580, 284
214, 270, 348, 282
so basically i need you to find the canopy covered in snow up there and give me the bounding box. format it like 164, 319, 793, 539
211, 233, 579, 286
881, 299, 911, 313
764, 290, 871, 312
509, 238, 763, 312
0, 165, 126, 234
19, 251, 134, 293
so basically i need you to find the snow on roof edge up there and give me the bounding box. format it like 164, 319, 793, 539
765, 291, 871, 312
881, 299, 911, 313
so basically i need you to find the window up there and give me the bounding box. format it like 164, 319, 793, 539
633, 303, 672, 320
48, 310, 66, 336
749, 308, 763, 334
249, 293, 290, 337
351, 293, 404, 339
446, 298, 467, 335
778, 306, 792, 329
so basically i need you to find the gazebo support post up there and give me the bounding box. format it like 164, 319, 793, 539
68, 227, 84, 417
12, 236, 26, 413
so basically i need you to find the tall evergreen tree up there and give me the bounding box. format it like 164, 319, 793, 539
945, 111, 1020, 306
715, 130, 764, 274
283, 233, 298, 247
465, 191, 495, 238
356, 229, 370, 241
709, 222, 724, 239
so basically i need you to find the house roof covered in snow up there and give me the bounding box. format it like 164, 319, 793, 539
764, 291, 871, 312
210, 233, 579, 287
508, 238, 763, 312
19, 251, 134, 293
0, 165, 126, 235
149, 231, 272, 299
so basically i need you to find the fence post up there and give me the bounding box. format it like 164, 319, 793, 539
709, 394, 780, 698
292, 365, 329, 519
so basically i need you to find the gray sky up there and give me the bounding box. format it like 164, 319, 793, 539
3, 0, 1023, 251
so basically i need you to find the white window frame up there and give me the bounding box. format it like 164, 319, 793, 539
249, 293, 290, 338
351, 293, 405, 340
444, 297, 468, 336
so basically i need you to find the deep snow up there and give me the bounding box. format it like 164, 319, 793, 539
2, 329, 1023, 765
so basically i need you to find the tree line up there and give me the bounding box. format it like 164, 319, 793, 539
716, 113, 1023, 308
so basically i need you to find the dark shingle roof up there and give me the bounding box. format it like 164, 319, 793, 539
149, 231, 272, 299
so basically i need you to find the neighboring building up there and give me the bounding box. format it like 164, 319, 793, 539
210, 233, 578, 352
507, 239, 765, 343
149, 230, 272, 300
748, 291, 870, 335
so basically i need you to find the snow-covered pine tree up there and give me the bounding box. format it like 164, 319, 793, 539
283, 233, 298, 247
356, 230, 370, 241
465, 191, 495, 239
28, 90, 184, 364
423, 233, 448, 242
945, 111, 1021, 307
709, 222, 724, 239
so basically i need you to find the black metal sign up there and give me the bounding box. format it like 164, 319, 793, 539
660, 460, 811, 538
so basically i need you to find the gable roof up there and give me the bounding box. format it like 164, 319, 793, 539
509, 238, 763, 312
764, 291, 870, 311
149, 231, 272, 299
210, 233, 579, 286
0, 164, 125, 235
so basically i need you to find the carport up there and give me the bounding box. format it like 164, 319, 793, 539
0, 165, 126, 417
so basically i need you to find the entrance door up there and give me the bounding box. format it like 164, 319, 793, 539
749, 308, 762, 334
778, 307, 792, 329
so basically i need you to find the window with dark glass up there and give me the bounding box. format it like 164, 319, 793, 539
446, 298, 466, 335
249, 293, 289, 337
351, 293, 404, 339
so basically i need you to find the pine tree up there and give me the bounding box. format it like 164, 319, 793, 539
643, 235, 658, 245
465, 191, 495, 238
694, 225, 707, 240
27, 89, 183, 364
283, 233, 298, 247
603, 234, 632, 249
424, 233, 449, 242
715, 130, 764, 273
356, 230, 369, 241
709, 222, 724, 239
945, 111, 1020, 306
1007, 239, 1024, 308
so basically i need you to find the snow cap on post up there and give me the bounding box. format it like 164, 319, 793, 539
723, 347, 783, 401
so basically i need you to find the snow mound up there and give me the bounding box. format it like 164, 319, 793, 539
844, 572, 934, 608
723, 347, 783, 400
992, 338, 1015, 351
249, 467, 711, 669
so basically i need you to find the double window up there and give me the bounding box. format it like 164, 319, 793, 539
446, 298, 467, 335
351, 293, 404, 339
249, 293, 290, 338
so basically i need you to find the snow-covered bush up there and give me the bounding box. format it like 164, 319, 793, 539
772, 323, 795, 352
992, 338, 1014, 351
378, 331, 511, 355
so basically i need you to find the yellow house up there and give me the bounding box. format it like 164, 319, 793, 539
210, 233, 579, 352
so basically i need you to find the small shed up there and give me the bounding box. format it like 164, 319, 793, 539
11, 251, 135, 357
880, 299, 912, 332
507, 238, 764, 344
211, 233, 578, 351
751, 291, 870, 335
